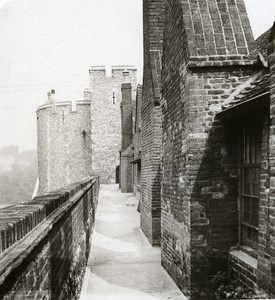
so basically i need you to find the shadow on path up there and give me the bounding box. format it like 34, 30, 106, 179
80, 184, 187, 300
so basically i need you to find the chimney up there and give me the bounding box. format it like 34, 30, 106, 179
51, 89, 56, 102
47, 91, 52, 102
121, 83, 133, 152
47, 89, 56, 103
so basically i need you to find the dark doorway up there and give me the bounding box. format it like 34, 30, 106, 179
116, 165, 120, 184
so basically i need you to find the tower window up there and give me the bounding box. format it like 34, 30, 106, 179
112, 92, 116, 104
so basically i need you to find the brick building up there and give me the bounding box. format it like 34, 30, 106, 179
120, 82, 134, 193
139, 0, 275, 299
132, 85, 143, 200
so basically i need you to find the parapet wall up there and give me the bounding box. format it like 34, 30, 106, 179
0, 176, 99, 300
37, 100, 92, 195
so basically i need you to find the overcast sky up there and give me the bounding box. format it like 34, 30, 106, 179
0, 0, 274, 151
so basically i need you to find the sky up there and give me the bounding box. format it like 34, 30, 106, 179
0, 0, 275, 151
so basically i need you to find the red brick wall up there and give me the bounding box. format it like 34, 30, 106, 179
269, 23, 275, 296
0, 177, 99, 300
140, 0, 165, 245
255, 23, 275, 296
160, 0, 258, 298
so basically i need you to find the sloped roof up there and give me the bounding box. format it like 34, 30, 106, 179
256, 28, 271, 61
222, 71, 269, 109
222, 29, 271, 110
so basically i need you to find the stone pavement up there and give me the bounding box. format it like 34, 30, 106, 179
80, 184, 187, 300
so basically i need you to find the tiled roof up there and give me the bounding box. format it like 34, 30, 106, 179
222, 71, 270, 109
222, 29, 271, 109
256, 28, 271, 61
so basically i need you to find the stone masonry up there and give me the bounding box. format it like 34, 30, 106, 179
37, 90, 92, 195
90, 66, 137, 184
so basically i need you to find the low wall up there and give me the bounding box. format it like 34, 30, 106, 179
0, 176, 99, 300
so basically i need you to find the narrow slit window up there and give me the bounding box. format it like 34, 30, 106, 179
112, 92, 116, 104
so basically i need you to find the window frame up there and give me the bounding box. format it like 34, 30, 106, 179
239, 122, 262, 254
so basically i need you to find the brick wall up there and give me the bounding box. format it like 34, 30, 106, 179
133, 85, 142, 198
140, 0, 165, 246
120, 83, 133, 193
90, 66, 137, 184
0, 177, 99, 300
255, 22, 275, 296
160, 0, 259, 298
37, 99, 92, 195
268, 23, 275, 296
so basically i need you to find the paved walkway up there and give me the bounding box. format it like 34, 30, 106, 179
80, 184, 187, 300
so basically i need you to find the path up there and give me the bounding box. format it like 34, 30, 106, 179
80, 184, 187, 300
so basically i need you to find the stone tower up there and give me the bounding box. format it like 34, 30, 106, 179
37, 90, 92, 195
90, 65, 137, 184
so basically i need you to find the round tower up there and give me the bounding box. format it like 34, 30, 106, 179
36, 90, 92, 195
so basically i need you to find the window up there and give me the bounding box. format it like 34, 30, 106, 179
240, 124, 261, 250
137, 162, 141, 187
112, 92, 116, 104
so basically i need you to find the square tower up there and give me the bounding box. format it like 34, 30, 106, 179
90, 65, 137, 183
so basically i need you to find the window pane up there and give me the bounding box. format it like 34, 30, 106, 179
256, 132, 261, 163
251, 199, 259, 227
241, 124, 261, 249
252, 168, 260, 196
250, 133, 255, 163
244, 169, 251, 194
245, 129, 250, 164
243, 196, 250, 223
247, 227, 258, 243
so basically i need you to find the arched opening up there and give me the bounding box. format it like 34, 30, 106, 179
115, 165, 120, 184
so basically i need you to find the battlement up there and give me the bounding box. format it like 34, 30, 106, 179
37, 89, 91, 114
89, 65, 137, 81
37, 100, 90, 114
89, 65, 137, 72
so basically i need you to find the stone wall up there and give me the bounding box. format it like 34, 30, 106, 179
90, 66, 137, 184
140, 0, 165, 246
37, 98, 92, 195
0, 177, 99, 300
160, 0, 259, 298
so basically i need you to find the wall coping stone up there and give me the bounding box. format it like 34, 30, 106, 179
0, 177, 97, 255
0, 176, 98, 286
